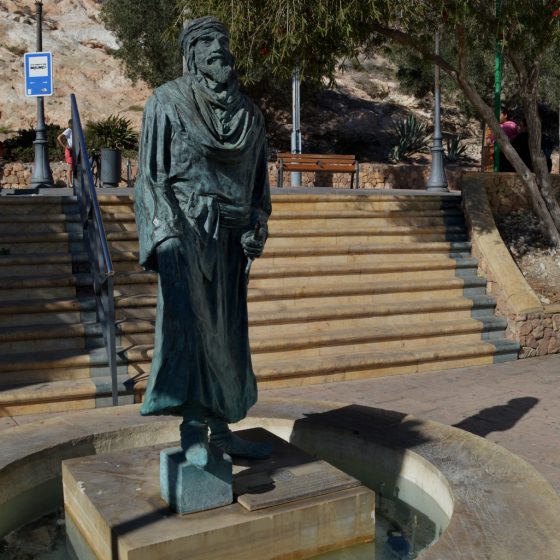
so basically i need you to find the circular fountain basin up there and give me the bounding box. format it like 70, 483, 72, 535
1, 397, 559, 559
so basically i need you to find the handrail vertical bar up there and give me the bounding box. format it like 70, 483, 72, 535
70, 93, 118, 406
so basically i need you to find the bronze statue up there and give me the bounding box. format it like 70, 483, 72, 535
135, 16, 272, 478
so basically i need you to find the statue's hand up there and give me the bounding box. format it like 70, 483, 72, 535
241, 225, 267, 259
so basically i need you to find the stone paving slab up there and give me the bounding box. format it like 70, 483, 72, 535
264, 353, 560, 495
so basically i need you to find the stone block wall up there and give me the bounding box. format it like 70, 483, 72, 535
0, 161, 68, 188
476, 171, 560, 216
1, 159, 475, 191
0, 159, 139, 189
464, 172, 560, 359
267, 162, 474, 190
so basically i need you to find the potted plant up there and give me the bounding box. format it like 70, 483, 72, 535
85, 115, 138, 187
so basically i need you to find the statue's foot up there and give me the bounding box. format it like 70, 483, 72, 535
180, 418, 210, 468
185, 442, 210, 468
210, 431, 272, 460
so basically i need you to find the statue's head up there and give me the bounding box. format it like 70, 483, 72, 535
180, 16, 235, 85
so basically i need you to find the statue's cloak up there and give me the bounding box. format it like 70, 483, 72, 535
134, 74, 271, 423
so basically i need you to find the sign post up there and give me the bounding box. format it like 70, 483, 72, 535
29, 1, 53, 189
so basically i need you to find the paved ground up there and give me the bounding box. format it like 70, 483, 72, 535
2, 354, 559, 495
265, 354, 560, 495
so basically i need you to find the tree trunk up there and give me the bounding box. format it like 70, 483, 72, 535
452, 73, 560, 246
521, 86, 560, 240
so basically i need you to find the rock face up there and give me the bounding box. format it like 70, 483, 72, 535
0, 0, 150, 133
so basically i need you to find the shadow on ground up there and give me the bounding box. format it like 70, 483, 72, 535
453, 396, 539, 437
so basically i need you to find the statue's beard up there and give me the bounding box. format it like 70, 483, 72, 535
197, 59, 234, 87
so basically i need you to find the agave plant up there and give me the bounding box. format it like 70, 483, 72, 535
445, 134, 469, 163
388, 115, 430, 162
85, 114, 138, 153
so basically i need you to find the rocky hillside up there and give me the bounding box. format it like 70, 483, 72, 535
0, 0, 150, 133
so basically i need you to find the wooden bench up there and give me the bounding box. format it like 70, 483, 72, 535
276, 153, 359, 189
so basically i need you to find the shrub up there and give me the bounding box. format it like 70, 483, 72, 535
84, 114, 138, 153
388, 115, 430, 162
2, 124, 64, 162
445, 134, 469, 163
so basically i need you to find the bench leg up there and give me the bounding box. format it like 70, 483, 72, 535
355, 162, 360, 189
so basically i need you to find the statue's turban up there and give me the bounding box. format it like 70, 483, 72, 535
180, 16, 230, 73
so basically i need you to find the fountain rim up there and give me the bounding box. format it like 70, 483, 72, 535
1, 397, 559, 559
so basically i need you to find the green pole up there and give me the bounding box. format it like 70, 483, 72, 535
493, 0, 502, 172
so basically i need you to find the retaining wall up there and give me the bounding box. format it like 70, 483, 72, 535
267, 162, 473, 190
462, 172, 560, 359
0, 161, 68, 188
1, 160, 476, 191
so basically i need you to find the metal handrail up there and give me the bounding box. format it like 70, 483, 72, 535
70, 94, 118, 406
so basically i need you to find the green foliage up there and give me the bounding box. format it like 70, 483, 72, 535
101, 0, 384, 87
177, 0, 383, 85
2, 124, 64, 162
445, 134, 469, 163
101, 0, 182, 88
388, 115, 430, 162
84, 115, 138, 153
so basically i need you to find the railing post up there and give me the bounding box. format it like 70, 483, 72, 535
105, 276, 118, 406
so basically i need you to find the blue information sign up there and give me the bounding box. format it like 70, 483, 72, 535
24, 52, 53, 97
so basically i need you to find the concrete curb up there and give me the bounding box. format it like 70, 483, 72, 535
462, 173, 543, 315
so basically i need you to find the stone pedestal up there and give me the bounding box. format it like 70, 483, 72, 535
63, 428, 375, 560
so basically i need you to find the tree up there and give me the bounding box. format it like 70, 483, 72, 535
101, 0, 182, 88
102, 0, 560, 243
368, 0, 560, 245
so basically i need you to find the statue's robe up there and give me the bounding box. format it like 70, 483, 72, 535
134, 75, 271, 423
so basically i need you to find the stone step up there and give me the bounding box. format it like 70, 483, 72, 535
249, 317, 508, 361
101, 226, 467, 243
0, 320, 103, 355
45, 292, 498, 332
0, 375, 134, 416
109, 314, 509, 358
99, 192, 460, 208
0, 291, 498, 351
0, 222, 82, 235
261, 241, 472, 260
248, 274, 487, 302
249, 257, 478, 282
251, 338, 520, 387
0, 196, 78, 215
0, 329, 518, 413
268, 216, 466, 231
106, 245, 474, 270
266, 232, 468, 247
107, 272, 488, 303
268, 195, 461, 213
99, 212, 465, 230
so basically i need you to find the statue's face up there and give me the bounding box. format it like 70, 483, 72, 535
193, 30, 234, 84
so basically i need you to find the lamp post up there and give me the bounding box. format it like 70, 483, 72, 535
31, 0, 54, 189
427, 31, 448, 192
291, 64, 302, 187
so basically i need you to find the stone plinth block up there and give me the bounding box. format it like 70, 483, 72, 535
160, 446, 232, 514
62, 428, 375, 560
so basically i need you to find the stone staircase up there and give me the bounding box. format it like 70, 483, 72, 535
0, 190, 519, 416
